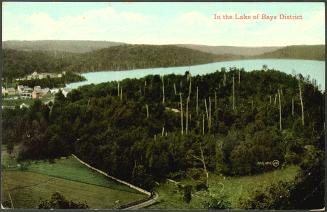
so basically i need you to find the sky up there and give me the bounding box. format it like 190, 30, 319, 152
2, 2, 325, 46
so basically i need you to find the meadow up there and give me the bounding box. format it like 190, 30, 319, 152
146, 165, 299, 209
1, 149, 147, 209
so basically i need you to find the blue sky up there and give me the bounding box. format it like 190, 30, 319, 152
2, 2, 325, 46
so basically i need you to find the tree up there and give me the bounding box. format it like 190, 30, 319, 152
38, 192, 89, 209
183, 185, 192, 203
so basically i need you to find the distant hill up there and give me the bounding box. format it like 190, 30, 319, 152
2, 40, 126, 53
254, 45, 325, 61
177, 44, 282, 56
76, 44, 242, 72
4, 45, 240, 79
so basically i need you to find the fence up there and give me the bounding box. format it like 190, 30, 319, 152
71, 154, 151, 196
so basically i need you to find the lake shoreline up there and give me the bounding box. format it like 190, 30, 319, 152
66, 58, 325, 90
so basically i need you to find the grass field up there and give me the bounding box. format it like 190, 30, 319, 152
2, 171, 146, 209
146, 165, 299, 209
27, 156, 140, 194
1, 152, 147, 209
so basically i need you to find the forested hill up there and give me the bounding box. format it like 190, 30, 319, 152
74, 45, 239, 72
177, 44, 281, 56
254, 45, 325, 61
3, 68, 324, 208
2, 40, 126, 53
3, 45, 240, 80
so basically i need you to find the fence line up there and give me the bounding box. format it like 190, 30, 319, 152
71, 154, 151, 196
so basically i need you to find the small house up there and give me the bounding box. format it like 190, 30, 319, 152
34, 86, 41, 91
20, 103, 29, 109
6, 88, 16, 95
32, 90, 42, 99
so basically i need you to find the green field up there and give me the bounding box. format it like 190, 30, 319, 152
1, 151, 147, 209
147, 165, 299, 209
27, 156, 140, 194
2, 171, 146, 209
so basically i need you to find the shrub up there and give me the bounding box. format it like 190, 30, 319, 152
203, 193, 231, 209
38, 192, 89, 209
183, 185, 192, 203
238, 181, 291, 209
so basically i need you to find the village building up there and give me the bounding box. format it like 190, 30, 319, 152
32, 87, 50, 99
20, 103, 29, 109
34, 86, 42, 91
6, 88, 16, 95
62, 88, 72, 97
50, 88, 60, 94
17, 85, 25, 93
2, 87, 6, 95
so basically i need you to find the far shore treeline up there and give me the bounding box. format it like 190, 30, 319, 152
3, 44, 325, 81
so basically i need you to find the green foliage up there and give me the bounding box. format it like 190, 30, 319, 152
203, 193, 231, 209
255, 45, 325, 61
3, 68, 324, 199
38, 192, 89, 209
238, 181, 291, 209
3, 45, 219, 80
183, 185, 192, 203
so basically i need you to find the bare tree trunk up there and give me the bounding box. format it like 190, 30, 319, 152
144, 80, 147, 97
299, 80, 304, 126
188, 77, 192, 100
117, 82, 120, 97
209, 97, 212, 133
214, 92, 217, 112
204, 99, 209, 120
292, 97, 294, 116
146, 104, 149, 118
186, 97, 189, 135
120, 86, 123, 101
180, 93, 183, 135
191, 146, 209, 188
174, 83, 177, 95
162, 76, 165, 104
238, 70, 241, 85
269, 95, 272, 105
274, 93, 277, 105
223, 73, 226, 86
278, 89, 282, 131
196, 86, 199, 115
202, 113, 205, 134
162, 126, 165, 137
232, 75, 235, 111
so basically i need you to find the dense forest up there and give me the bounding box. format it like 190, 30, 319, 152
3, 68, 324, 209
3, 44, 324, 82
3, 40, 125, 53
3, 45, 229, 80
254, 45, 325, 61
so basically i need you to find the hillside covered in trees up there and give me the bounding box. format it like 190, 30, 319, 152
254, 45, 325, 61
3, 40, 126, 53
3, 68, 324, 209
3, 45, 238, 80
3, 44, 324, 81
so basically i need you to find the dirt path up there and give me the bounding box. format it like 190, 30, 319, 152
122, 192, 159, 210
72, 154, 158, 209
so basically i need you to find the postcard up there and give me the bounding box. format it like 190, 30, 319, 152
1, 1, 325, 210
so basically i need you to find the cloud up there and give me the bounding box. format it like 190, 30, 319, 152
2, 4, 325, 46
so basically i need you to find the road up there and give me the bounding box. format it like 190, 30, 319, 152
122, 192, 158, 210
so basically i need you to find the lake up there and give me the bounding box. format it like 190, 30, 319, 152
66, 59, 325, 90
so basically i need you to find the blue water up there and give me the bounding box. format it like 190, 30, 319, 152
66, 59, 325, 90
